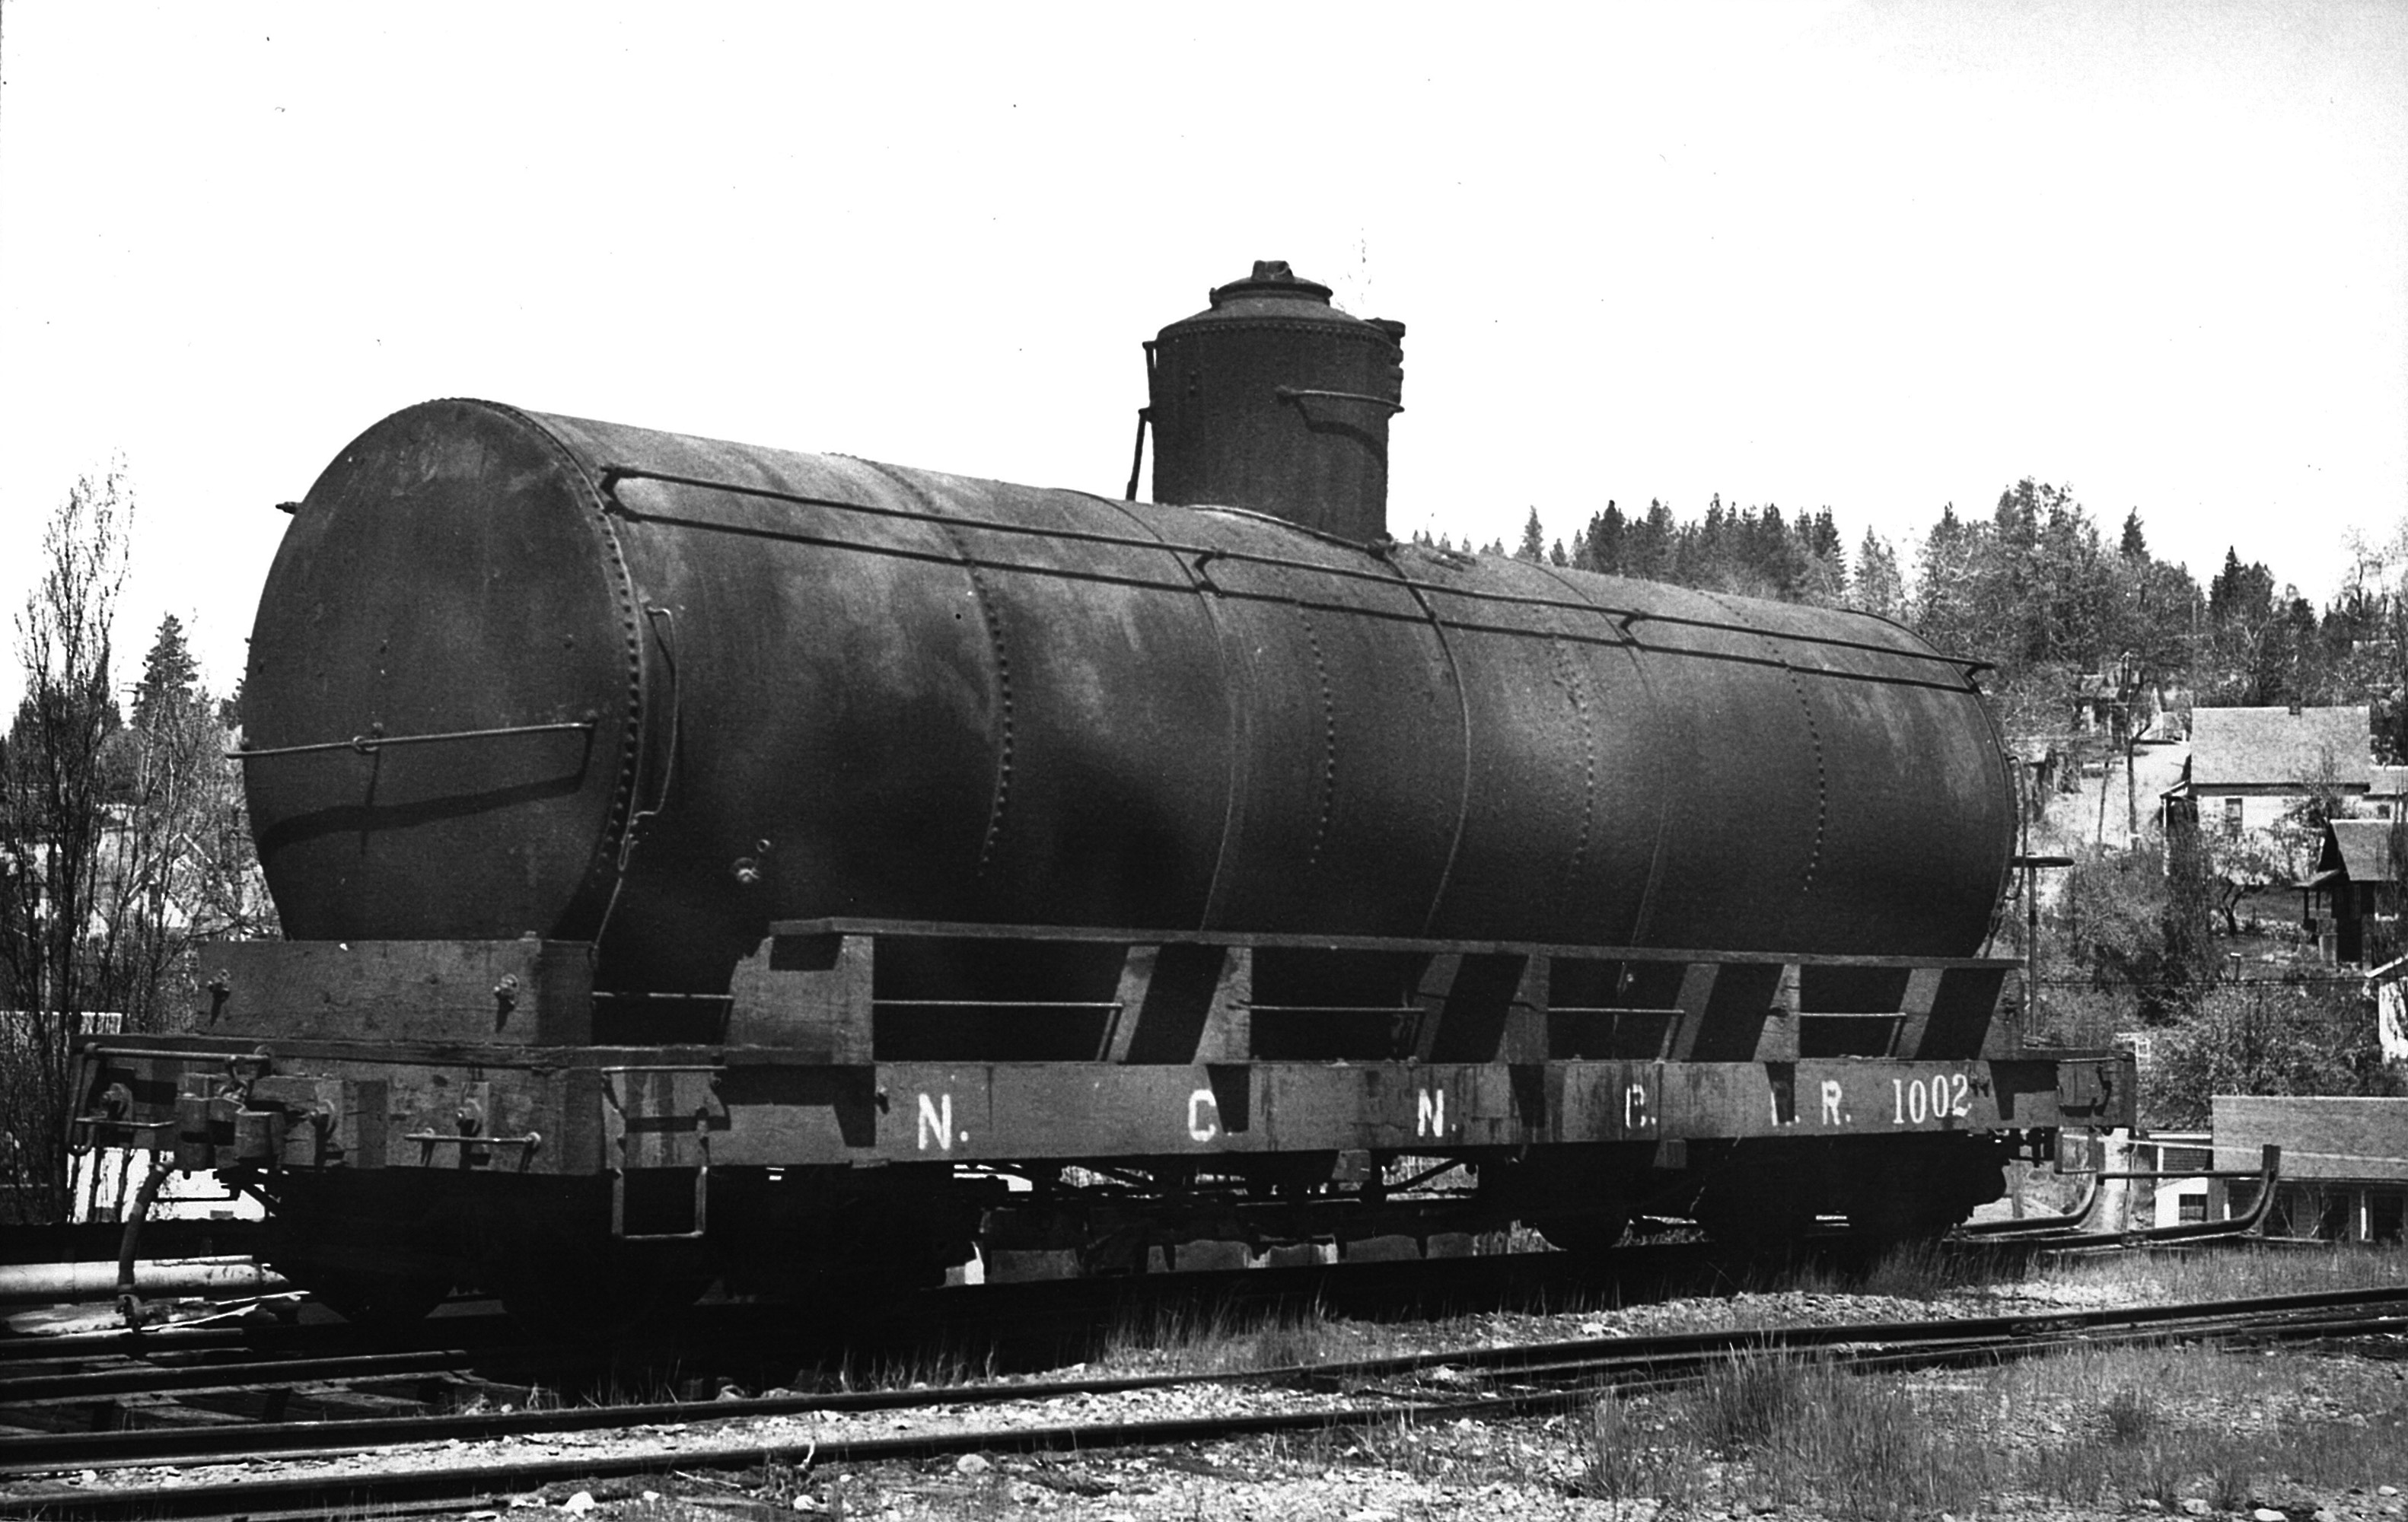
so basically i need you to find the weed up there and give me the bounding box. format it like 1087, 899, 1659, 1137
1244, 1308, 1338, 1371
1691, 1352, 1810, 1454
1856, 1239, 2011, 1301
2050, 1240, 2406, 1304
2104, 1386, 2158, 1444
1581, 1392, 1706, 1512
1345, 1412, 1450, 1481
2208, 1446, 2260, 1512
832, 1341, 997, 1393
1097, 1297, 1343, 1375
2026, 1431, 2114, 1509
1538, 1337, 2407, 1522
2132, 1435, 2196, 1512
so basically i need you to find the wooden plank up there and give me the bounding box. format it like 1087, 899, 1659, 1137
84, 1043, 2139, 1177
699, 1056, 2114, 1167
1105, 943, 1246, 1064
1892, 966, 1941, 1056
766, 916, 2020, 971
1411, 953, 1532, 1064
1669, 963, 1786, 1062
725, 932, 873, 1061
1755, 966, 1801, 1062
208, 939, 593, 1045
1920, 966, 2010, 1059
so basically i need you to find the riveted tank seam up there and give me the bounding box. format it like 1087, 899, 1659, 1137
1543, 632, 1598, 906
1706, 590, 1831, 895
1534, 562, 1669, 947
459, 399, 648, 938
1074, 490, 1250, 932
1372, 548, 1473, 941
1292, 602, 1340, 869
857, 459, 1015, 876
1785, 663, 1830, 893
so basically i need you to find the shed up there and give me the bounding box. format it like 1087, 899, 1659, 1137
2370, 765, 2408, 821
2212, 1094, 2408, 1243
2302, 818, 2402, 965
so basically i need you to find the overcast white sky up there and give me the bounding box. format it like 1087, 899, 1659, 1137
2, 2, 2403, 712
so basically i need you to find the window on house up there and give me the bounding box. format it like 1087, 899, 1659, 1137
2222, 797, 2244, 837
2177, 1192, 2208, 1224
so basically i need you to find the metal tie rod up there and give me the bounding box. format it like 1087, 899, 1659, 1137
228, 718, 596, 759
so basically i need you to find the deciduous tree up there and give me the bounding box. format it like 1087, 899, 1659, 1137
2, 464, 132, 1223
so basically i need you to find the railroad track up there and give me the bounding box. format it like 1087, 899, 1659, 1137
0, 1224, 2323, 1448
5, 1283, 2403, 1521
0, 1235, 1817, 1408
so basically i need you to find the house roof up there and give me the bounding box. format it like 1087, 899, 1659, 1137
2371, 765, 2408, 799
2186, 706, 2371, 791
2321, 818, 2398, 883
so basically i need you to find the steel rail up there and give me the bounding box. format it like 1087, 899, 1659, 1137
8, 1283, 2403, 1479
1960, 1145, 2279, 1247
9, 1293, 2407, 1522
0, 1345, 500, 1404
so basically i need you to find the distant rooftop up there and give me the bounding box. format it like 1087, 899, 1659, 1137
2371, 764, 2408, 799
2186, 705, 2371, 791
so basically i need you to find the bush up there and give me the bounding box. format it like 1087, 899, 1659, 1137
2142, 975, 2405, 1126
2055, 837, 2216, 1024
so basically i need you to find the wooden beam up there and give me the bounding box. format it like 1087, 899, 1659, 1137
725, 932, 874, 1062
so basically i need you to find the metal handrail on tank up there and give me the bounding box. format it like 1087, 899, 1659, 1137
228, 718, 596, 761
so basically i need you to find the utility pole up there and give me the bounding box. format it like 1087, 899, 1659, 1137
2123, 653, 2143, 842
2014, 849, 2075, 1036
2013, 750, 2076, 1032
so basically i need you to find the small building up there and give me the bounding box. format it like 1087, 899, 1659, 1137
2212, 1095, 2408, 1243
2304, 819, 2402, 966
2368, 765, 2408, 823
2121, 1129, 2217, 1228
2174, 705, 2371, 840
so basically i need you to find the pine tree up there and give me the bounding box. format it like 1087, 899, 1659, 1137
132, 614, 199, 733
1850, 530, 1905, 619
1581, 502, 1626, 575
1515, 508, 1546, 562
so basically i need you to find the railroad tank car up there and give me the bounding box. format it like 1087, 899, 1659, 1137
73, 263, 2133, 1332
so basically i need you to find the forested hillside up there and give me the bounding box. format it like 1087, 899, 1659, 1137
1444, 486, 2407, 766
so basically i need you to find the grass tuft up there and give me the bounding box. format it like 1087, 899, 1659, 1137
2104, 1385, 2159, 1445
1096, 1297, 1343, 1374
1557, 1336, 2408, 1521
1691, 1352, 1811, 1454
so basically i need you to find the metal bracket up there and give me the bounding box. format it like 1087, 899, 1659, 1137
612, 1107, 712, 1242
1274, 385, 1404, 414
406, 1130, 543, 1171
